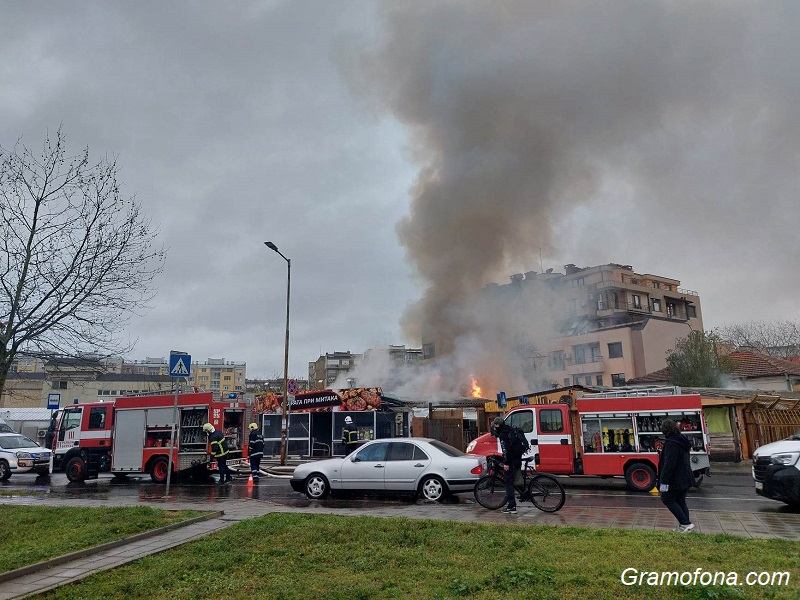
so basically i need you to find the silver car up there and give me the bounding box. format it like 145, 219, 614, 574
290, 437, 485, 501
0, 433, 51, 480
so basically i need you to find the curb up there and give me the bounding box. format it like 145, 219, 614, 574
0, 510, 224, 584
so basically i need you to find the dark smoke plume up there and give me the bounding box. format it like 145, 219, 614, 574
347, 1, 800, 396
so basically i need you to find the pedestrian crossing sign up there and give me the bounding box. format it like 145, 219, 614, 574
169, 352, 191, 378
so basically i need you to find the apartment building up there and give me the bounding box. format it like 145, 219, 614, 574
308, 351, 361, 390
123, 357, 246, 396
423, 263, 703, 388
1, 357, 172, 408
546, 263, 703, 387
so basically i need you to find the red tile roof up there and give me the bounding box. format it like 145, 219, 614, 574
629, 350, 800, 384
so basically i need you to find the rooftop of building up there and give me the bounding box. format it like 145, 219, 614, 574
628, 349, 800, 384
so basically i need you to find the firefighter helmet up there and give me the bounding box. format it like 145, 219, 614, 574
344, 416, 353, 424
202, 423, 214, 433
249, 423, 259, 431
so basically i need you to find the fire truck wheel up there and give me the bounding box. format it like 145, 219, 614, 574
624, 463, 656, 492
149, 457, 172, 484
419, 475, 447, 502
0, 460, 11, 480
304, 473, 330, 499
66, 457, 87, 482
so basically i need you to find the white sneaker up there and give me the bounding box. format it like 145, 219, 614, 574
679, 523, 695, 533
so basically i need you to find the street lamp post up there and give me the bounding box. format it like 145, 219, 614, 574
264, 241, 291, 466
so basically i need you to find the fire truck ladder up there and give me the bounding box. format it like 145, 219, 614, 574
578, 386, 682, 398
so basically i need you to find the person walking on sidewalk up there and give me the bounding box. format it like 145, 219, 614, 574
203, 423, 232, 484
248, 423, 265, 483
658, 419, 695, 532
491, 416, 522, 514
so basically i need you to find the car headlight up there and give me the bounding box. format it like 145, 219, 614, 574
16, 452, 33, 459
770, 452, 800, 466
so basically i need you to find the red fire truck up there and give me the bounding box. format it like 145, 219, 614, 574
466, 387, 710, 491
51, 392, 247, 483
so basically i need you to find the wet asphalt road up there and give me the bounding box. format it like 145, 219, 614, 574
1, 464, 796, 516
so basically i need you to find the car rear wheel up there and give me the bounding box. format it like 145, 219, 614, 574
419, 475, 447, 502
0, 460, 11, 480
66, 456, 87, 482
305, 473, 330, 499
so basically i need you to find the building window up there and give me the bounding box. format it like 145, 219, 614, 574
611, 373, 626, 387
548, 351, 565, 371
563, 378, 570, 387
423, 343, 435, 359
52, 381, 68, 390
652, 281, 660, 289
687, 305, 697, 318
596, 375, 604, 386
585, 376, 592, 386
632, 294, 641, 309
574, 345, 586, 364
667, 302, 676, 317
652, 299, 662, 312
607, 342, 623, 359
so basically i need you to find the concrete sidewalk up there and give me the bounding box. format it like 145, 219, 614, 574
2, 465, 798, 599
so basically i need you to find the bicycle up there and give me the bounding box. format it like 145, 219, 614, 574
474, 456, 566, 513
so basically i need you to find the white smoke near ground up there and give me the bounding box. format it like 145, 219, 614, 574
340, 1, 800, 398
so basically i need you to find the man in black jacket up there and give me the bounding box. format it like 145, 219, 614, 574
248, 423, 265, 483
657, 419, 695, 532
492, 416, 522, 514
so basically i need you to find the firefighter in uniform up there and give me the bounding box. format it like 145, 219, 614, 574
248, 422, 264, 483
203, 423, 232, 484
342, 416, 359, 455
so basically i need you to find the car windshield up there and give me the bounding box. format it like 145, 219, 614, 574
428, 439, 467, 457
0, 435, 39, 450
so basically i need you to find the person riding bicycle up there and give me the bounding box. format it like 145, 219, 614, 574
491, 416, 523, 514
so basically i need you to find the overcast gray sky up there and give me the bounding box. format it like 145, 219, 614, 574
2, 1, 799, 383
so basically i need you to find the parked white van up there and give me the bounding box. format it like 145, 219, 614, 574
752, 432, 800, 508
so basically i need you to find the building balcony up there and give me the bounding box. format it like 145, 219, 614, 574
565, 357, 604, 375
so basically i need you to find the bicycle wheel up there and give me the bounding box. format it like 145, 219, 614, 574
527, 474, 566, 513
474, 475, 508, 510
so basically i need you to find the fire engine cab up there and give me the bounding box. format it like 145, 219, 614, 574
52, 392, 246, 483
467, 387, 710, 492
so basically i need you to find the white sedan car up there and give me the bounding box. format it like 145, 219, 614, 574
290, 438, 485, 501
0, 433, 51, 480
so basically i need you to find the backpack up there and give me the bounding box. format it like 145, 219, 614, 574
509, 426, 530, 455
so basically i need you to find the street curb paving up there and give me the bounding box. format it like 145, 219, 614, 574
0, 510, 224, 584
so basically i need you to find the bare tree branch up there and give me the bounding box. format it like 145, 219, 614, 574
715, 319, 800, 358
0, 127, 165, 399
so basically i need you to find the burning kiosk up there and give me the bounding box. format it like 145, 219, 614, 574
254, 387, 411, 457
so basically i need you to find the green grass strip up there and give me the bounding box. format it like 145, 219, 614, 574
33, 513, 800, 600
0, 505, 204, 573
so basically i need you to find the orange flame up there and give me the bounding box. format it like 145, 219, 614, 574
470, 375, 483, 398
